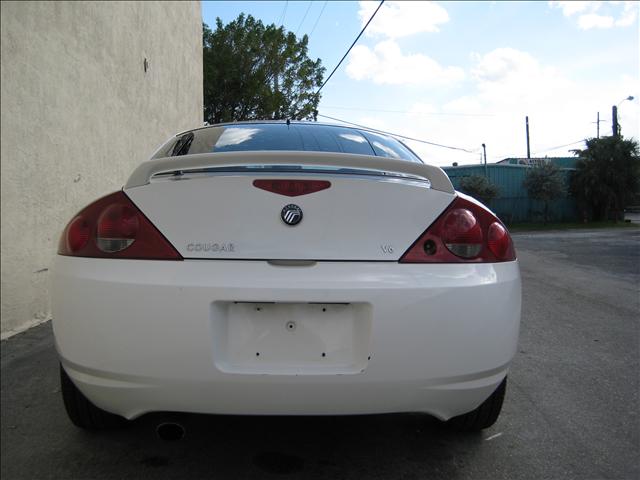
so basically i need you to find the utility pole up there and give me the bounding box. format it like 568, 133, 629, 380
593, 112, 607, 138
482, 143, 488, 178
525, 116, 531, 158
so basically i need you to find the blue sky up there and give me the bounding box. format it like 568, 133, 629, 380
202, 1, 639, 166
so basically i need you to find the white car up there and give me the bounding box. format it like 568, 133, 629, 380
53, 121, 521, 433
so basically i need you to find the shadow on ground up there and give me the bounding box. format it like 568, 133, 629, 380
88, 412, 481, 478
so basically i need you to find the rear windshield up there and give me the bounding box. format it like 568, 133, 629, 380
153, 123, 421, 163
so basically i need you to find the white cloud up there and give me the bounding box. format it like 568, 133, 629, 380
549, 1, 638, 29
341, 48, 638, 168
549, 1, 601, 17
577, 13, 615, 29
358, 1, 449, 38
467, 48, 573, 113
346, 40, 464, 86
432, 48, 578, 161
616, 2, 638, 26
471, 48, 546, 83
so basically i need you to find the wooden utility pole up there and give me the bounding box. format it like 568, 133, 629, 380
612, 105, 619, 137
593, 112, 606, 138
525, 116, 531, 158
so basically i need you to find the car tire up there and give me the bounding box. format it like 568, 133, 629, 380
447, 377, 507, 432
60, 363, 126, 429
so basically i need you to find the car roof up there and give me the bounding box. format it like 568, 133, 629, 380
176, 120, 389, 138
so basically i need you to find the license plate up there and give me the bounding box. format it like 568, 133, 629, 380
211, 302, 372, 375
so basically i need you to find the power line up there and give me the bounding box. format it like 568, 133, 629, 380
295, 1, 313, 35
532, 139, 585, 156
308, 1, 328, 39
317, 114, 479, 153
277, 1, 288, 26
315, 0, 385, 96
488, 138, 586, 161
321, 105, 496, 117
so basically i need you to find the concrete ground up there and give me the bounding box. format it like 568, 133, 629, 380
2, 228, 639, 480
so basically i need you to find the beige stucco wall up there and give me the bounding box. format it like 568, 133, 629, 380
0, 1, 203, 337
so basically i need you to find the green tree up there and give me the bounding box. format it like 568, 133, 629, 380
203, 15, 325, 124
570, 136, 640, 221
459, 175, 499, 205
523, 162, 565, 223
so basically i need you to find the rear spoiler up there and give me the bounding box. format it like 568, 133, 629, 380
125, 151, 455, 194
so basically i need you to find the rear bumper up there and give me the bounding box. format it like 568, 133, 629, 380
52, 257, 521, 420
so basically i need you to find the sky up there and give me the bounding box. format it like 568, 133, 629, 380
201, 1, 639, 166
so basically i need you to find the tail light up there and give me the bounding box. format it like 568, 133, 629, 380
399, 195, 515, 263
58, 191, 182, 260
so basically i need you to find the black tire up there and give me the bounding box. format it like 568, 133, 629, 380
60, 363, 126, 429
447, 377, 507, 432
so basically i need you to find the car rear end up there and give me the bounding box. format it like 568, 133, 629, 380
52, 122, 521, 423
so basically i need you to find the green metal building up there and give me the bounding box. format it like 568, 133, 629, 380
442, 158, 577, 224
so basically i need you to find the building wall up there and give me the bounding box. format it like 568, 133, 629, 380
443, 164, 578, 223
1, 1, 203, 337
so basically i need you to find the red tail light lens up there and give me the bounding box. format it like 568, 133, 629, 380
253, 179, 331, 197
97, 204, 139, 252
58, 191, 182, 260
66, 216, 90, 253
442, 208, 483, 258
487, 222, 511, 260
399, 195, 515, 263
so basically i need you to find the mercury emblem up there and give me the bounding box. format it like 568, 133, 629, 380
281, 204, 303, 226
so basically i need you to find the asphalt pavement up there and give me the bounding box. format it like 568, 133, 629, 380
1, 228, 639, 480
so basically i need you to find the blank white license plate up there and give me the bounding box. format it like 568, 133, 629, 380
211, 302, 372, 375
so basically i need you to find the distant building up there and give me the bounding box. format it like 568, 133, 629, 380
443, 157, 577, 223
497, 157, 578, 169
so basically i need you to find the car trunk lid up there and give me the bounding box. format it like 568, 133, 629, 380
124, 152, 456, 261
